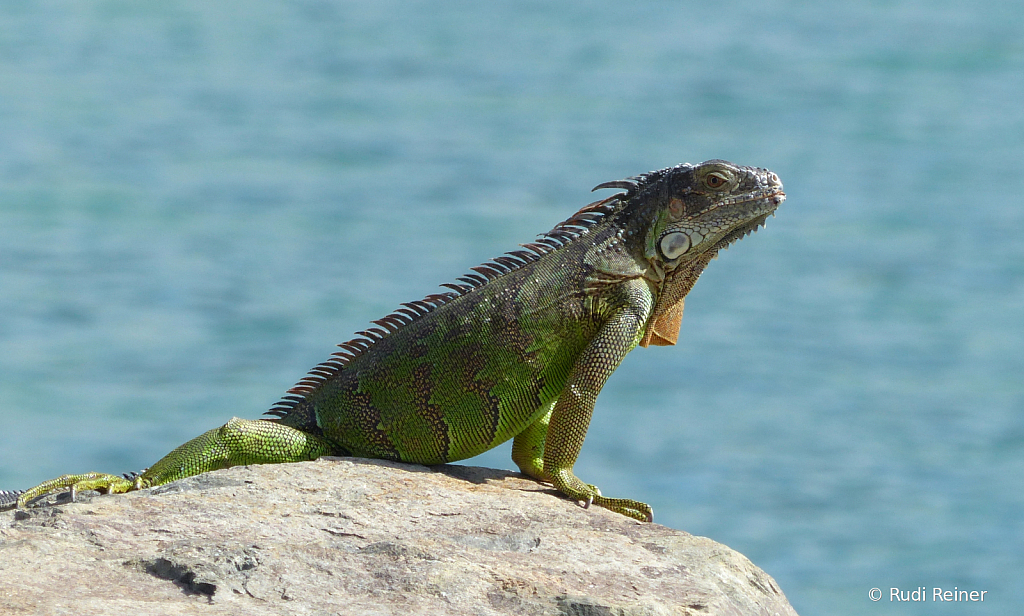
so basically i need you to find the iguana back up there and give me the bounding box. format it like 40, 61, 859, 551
274, 203, 621, 465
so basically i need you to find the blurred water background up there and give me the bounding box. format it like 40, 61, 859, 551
1, 1, 1022, 613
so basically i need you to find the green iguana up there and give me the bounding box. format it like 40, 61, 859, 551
5, 160, 784, 521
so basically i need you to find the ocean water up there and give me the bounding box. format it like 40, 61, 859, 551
1, 1, 1022, 613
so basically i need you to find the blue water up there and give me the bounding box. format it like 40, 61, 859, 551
2, 1, 1022, 613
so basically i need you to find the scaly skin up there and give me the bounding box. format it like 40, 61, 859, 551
14, 160, 784, 521
0, 490, 24, 510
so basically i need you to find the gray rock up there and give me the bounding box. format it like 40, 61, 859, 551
0, 459, 799, 615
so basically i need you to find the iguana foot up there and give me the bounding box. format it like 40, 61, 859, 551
590, 494, 653, 522
549, 470, 654, 522
17, 472, 140, 508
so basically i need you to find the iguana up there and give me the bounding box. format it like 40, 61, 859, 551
6, 160, 784, 521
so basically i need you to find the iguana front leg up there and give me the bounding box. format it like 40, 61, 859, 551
539, 296, 654, 522
17, 418, 335, 508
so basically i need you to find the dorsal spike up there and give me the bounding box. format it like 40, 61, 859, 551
568, 213, 601, 226
401, 302, 429, 314
372, 319, 400, 333
543, 232, 572, 245
591, 179, 638, 193
470, 265, 501, 279
441, 282, 471, 294
577, 195, 622, 214
493, 256, 523, 268
507, 250, 538, 262
356, 329, 385, 341
522, 243, 551, 255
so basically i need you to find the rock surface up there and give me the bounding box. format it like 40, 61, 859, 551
0, 459, 798, 615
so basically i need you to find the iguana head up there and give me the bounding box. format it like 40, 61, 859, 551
632, 159, 785, 346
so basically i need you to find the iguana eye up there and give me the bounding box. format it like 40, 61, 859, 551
659, 232, 691, 260
705, 172, 729, 189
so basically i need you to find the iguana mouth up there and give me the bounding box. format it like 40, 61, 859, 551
712, 189, 785, 252
711, 187, 786, 211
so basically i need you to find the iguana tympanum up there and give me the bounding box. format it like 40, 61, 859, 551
7, 160, 784, 521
